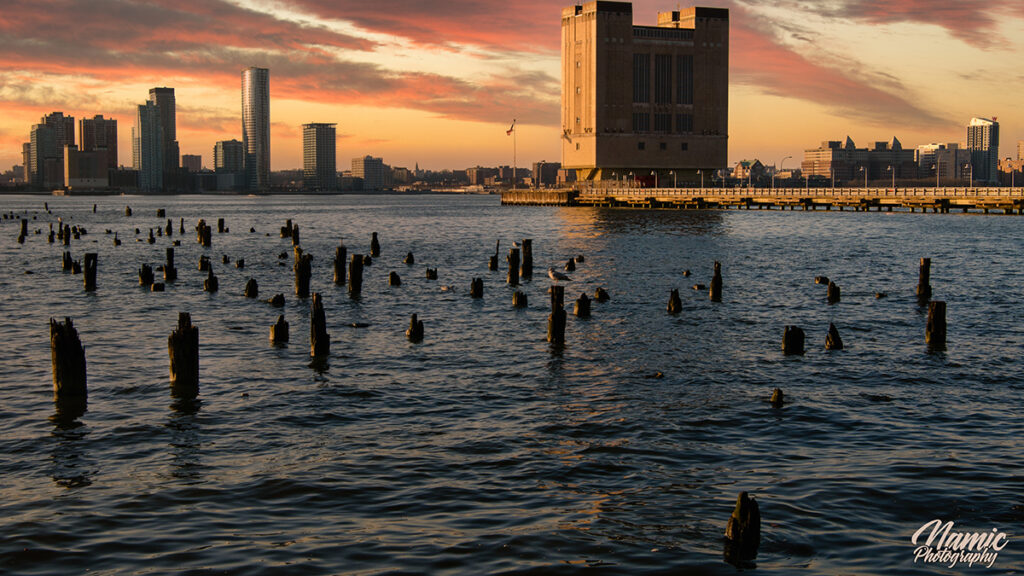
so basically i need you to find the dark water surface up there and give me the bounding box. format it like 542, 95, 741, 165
1, 194, 1021, 575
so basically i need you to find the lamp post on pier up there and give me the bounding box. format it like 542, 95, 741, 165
670, 170, 677, 188
774, 155, 792, 190
964, 163, 973, 188
887, 164, 895, 190
859, 166, 867, 188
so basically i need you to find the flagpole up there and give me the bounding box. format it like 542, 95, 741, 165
513, 122, 517, 190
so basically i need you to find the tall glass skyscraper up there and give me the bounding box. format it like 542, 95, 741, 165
133, 101, 163, 193
967, 117, 999, 184
303, 123, 337, 191
148, 87, 179, 189
242, 67, 270, 190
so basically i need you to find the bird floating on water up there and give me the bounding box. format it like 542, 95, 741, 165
548, 267, 572, 282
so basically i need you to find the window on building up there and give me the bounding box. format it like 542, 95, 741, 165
676, 113, 693, 133
632, 113, 650, 132
575, 143, 580, 150
681, 143, 689, 151
654, 54, 672, 104
638, 142, 646, 151
654, 113, 672, 133
677, 55, 693, 105
659, 142, 667, 151
633, 53, 650, 103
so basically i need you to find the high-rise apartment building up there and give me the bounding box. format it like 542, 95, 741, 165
560, 2, 728, 184
79, 115, 118, 171
352, 155, 391, 190
302, 123, 337, 190
22, 143, 31, 184
65, 145, 109, 189
181, 154, 202, 172
132, 101, 163, 193
214, 140, 244, 173
28, 112, 75, 188
242, 67, 270, 190
916, 143, 972, 183
149, 87, 179, 188
967, 117, 999, 184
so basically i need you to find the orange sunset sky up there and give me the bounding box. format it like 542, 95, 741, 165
2, 0, 1023, 172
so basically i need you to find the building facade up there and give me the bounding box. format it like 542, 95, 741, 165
802, 137, 914, 184
132, 101, 163, 193
967, 117, 999, 184
560, 2, 728, 184
352, 155, 391, 190
214, 140, 244, 173
149, 87, 179, 188
29, 112, 75, 188
915, 143, 971, 183
181, 154, 202, 172
79, 115, 118, 171
302, 123, 337, 190
65, 145, 109, 189
242, 67, 271, 190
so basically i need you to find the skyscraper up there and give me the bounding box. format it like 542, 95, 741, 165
303, 123, 337, 190
149, 87, 179, 189
967, 117, 999, 184
79, 115, 118, 171
214, 140, 244, 173
560, 3, 729, 184
133, 101, 163, 193
29, 112, 75, 188
352, 155, 391, 190
242, 67, 270, 190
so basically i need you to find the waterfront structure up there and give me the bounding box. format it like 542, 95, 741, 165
149, 88, 179, 187
352, 155, 391, 190
79, 115, 118, 171
533, 161, 562, 187
64, 145, 109, 189
915, 143, 971, 183
302, 123, 337, 190
560, 2, 728, 184
802, 137, 914, 184
242, 67, 270, 190
967, 117, 999, 184
182, 154, 202, 172
132, 101, 163, 193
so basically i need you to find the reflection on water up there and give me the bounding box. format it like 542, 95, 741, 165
49, 413, 92, 489
167, 398, 202, 482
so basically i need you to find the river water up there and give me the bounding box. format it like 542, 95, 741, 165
1, 194, 1021, 575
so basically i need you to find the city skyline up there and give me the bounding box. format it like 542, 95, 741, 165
1, 1, 1023, 172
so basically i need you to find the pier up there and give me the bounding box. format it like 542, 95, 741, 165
502, 187, 1024, 214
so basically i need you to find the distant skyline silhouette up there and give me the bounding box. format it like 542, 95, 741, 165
1, 0, 1022, 171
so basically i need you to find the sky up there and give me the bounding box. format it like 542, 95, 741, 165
2, 0, 1023, 172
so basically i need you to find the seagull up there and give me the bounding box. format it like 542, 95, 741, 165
548, 267, 572, 282
512, 241, 521, 249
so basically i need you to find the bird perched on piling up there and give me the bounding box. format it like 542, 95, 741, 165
548, 267, 572, 282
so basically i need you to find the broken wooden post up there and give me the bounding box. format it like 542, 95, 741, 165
168, 312, 199, 397
333, 245, 347, 285
827, 281, 841, 304
235, 259, 244, 269
222, 254, 230, 265
724, 492, 761, 561
406, 313, 424, 342
825, 323, 844, 350
62, 250, 73, 272
512, 290, 528, 308
269, 294, 285, 307
389, 271, 402, 286
164, 247, 177, 281
507, 247, 520, 286
594, 287, 610, 302
83, 253, 97, 291
782, 325, 805, 355
294, 252, 312, 298
667, 289, 682, 314
125, 205, 132, 217
270, 314, 289, 344
63, 224, 71, 246
50, 317, 87, 405
564, 258, 576, 272
139, 264, 154, 286
292, 224, 300, 247
148, 228, 155, 244
19, 218, 28, 242
521, 239, 533, 279
179, 218, 185, 234
244, 278, 259, 298
347, 254, 363, 297
425, 268, 438, 280
814, 275, 830, 285
710, 261, 723, 302
156, 208, 165, 217
404, 252, 414, 265
926, 301, 946, 349
917, 257, 932, 302
217, 218, 225, 233
370, 232, 381, 257
470, 277, 484, 298
151, 282, 165, 292
488, 240, 499, 271
770, 388, 784, 408
198, 255, 210, 271
310, 292, 330, 357
203, 267, 218, 292
281, 219, 293, 238
574, 293, 591, 318
48, 224, 55, 244
166, 219, 173, 236
547, 285, 566, 345
362, 254, 373, 266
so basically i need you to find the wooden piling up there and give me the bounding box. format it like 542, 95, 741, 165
370, 232, 380, 257
166, 219, 173, 236
574, 293, 591, 318
168, 312, 199, 396
222, 254, 230, 264
148, 228, 155, 244
48, 224, 55, 243
507, 247, 520, 286
917, 257, 932, 301
50, 317, 87, 404
521, 239, 533, 278
269, 294, 285, 307
179, 218, 185, 234
724, 492, 761, 561
125, 206, 132, 217
389, 271, 402, 286
770, 388, 784, 408
827, 281, 841, 304
594, 287, 610, 302
151, 283, 165, 292
926, 301, 946, 349
198, 255, 210, 271
782, 325, 805, 355
488, 240, 499, 271
425, 268, 438, 280
235, 259, 244, 269
270, 314, 289, 344
281, 219, 293, 238
362, 254, 373, 266
667, 289, 682, 314
62, 250, 73, 272
139, 264, 154, 286
164, 247, 177, 281
470, 277, 484, 298
406, 314, 424, 342
814, 275, 830, 285
292, 224, 300, 247
244, 278, 259, 298
512, 290, 528, 308
83, 253, 97, 291
310, 292, 330, 358
710, 261, 723, 302
294, 253, 312, 298
333, 245, 347, 285
825, 322, 844, 350
564, 258, 576, 272
348, 254, 364, 297
63, 224, 70, 246
203, 267, 218, 292
547, 285, 566, 345
404, 252, 414, 265
20, 218, 28, 240
217, 218, 225, 233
